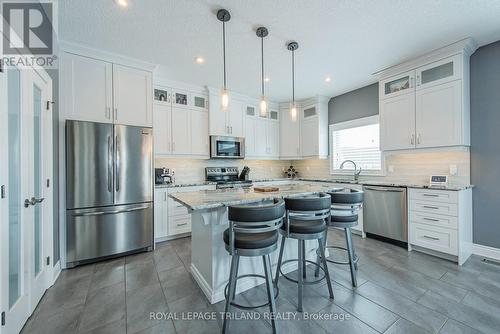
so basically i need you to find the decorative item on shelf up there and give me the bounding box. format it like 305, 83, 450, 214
256, 26, 269, 117
285, 165, 299, 178
287, 41, 299, 122
154, 88, 169, 102
217, 9, 231, 112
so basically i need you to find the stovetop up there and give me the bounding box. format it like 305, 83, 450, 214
205, 167, 252, 189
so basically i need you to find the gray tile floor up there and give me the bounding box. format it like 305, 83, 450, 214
21, 230, 500, 334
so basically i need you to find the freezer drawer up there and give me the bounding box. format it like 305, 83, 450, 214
66, 203, 153, 266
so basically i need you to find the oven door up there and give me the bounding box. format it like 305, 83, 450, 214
210, 136, 245, 158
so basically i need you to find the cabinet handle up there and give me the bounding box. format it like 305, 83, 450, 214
106, 107, 111, 119
423, 217, 439, 222
172, 142, 175, 152
114, 108, 118, 120
411, 134, 415, 145
164, 192, 167, 201
417, 74, 421, 86
410, 77, 415, 88
423, 194, 439, 197
176, 222, 188, 227
423, 205, 439, 210
417, 134, 421, 145
423, 235, 440, 241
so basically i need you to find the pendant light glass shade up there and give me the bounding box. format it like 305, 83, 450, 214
217, 9, 231, 112
221, 89, 230, 111
290, 103, 297, 122
259, 96, 268, 117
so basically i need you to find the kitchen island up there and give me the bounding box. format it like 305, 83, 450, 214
170, 183, 339, 303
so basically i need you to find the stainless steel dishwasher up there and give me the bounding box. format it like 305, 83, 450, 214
363, 186, 408, 244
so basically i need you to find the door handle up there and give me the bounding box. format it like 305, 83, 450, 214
24, 197, 44, 208
72, 205, 150, 217
364, 187, 405, 192
108, 136, 112, 192
116, 135, 120, 192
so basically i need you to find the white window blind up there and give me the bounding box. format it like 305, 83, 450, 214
330, 116, 382, 172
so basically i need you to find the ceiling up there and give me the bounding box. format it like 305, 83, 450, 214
58, 0, 500, 102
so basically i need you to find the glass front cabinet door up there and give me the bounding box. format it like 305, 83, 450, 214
379, 70, 415, 100
416, 55, 462, 90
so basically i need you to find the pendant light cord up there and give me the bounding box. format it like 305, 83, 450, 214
261, 36, 264, 96
292, 49, 295, 104
223, 21, 227, 90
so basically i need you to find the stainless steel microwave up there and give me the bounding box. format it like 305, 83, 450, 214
210, 136, 245, 159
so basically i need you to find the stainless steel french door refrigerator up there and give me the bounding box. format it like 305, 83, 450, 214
65, 120, 153, 267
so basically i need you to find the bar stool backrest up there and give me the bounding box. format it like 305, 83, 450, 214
227, 198, 285, 253
328, 189, 364, 223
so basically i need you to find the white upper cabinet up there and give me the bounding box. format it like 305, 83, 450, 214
380, 92, 416, 150
170, 107, 191, 155
301, 118, 318, 157
244, 104, 280, 159
378, 39, 475, 151
267, 121, 280, 157
153, 87, 209, 158
415, 80, 462, 148
244, 114, 257, 156
208, 89, 245, 137
153, 103, 172, 155
112, 64, 153, 127
280, 106, 301, 159
61, 53, 113, 123
190, 109, 209, 156
61, 52, 153, 127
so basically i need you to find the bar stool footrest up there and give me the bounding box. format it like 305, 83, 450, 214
224, 274, 279, 310
321, 246, 359, 265
279, 259, 326, 285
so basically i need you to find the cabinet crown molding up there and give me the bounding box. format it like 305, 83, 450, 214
374, 37, 477, 80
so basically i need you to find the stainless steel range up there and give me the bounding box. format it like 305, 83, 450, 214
205, 167, 253, 189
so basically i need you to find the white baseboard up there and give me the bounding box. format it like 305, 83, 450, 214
52, 260, 62, 286
472, 243, 500, 262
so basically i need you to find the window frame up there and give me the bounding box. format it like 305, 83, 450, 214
329, 115, 385, 176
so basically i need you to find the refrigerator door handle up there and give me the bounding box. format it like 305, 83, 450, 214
71, 205, 150, 217
107, 136, 113, 192
116, 135, 120, 192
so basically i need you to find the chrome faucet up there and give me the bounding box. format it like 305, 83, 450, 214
340, 160, 362, 181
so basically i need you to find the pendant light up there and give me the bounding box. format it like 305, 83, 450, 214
256, 27, 269, 117
217, 9, 231, 112
288, 41, 299, 122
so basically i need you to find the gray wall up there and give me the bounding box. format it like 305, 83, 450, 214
470, 40, 500, 248
328, 83, 378, 124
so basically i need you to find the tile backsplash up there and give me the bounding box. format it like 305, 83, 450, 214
156, 149, 470, 186
292, 149, 470, 185
155, 158, 292, 183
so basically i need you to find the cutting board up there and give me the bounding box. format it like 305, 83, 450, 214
254, 186, 279, 192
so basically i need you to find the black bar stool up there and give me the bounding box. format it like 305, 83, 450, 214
316, 189, 363, 287
274, 193, 334, 312
222, 198, 285, 334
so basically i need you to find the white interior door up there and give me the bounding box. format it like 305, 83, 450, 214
0, 67, 53, 334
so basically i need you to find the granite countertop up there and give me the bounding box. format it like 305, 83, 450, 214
155, 181, 217, 189
170, 183, 343, 211
255, 177, 473, 191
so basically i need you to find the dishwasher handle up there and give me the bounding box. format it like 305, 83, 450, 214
364, 186, 406, 192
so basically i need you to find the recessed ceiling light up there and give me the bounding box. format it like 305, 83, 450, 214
325, 76, 332, 82
264, 77, 270, 82
114, 0, 128, 8
195, 57, 205, 64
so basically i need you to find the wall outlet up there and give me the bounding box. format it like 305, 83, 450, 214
388, 165, 395, 173
449, 165, 458, 176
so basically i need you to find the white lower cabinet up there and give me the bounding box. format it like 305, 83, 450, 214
154, 185, 216, 242
408, 188, 472, 265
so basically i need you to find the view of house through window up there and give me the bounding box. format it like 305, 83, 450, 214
330, 115, 382, 173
